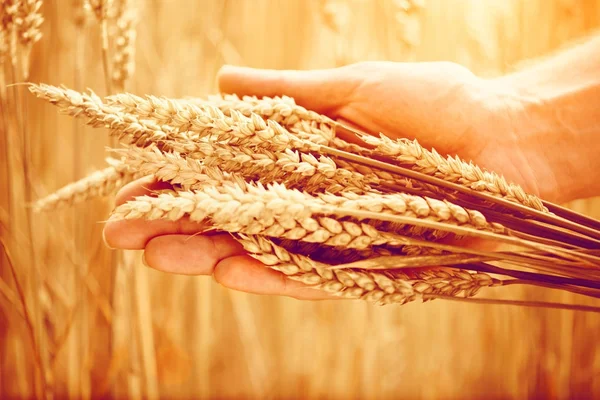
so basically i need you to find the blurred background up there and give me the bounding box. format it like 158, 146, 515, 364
1, 0, 600, 399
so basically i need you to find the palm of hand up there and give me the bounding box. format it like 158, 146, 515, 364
327, 62, 543, 197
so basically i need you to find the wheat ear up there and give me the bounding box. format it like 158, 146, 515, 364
106, 92, 297, 147
109, 92, 334, 146
117, 143, 375, 194
9, 0, 43, 77
33, 158, 137, 211
31, 84, 299, 149
27, 83, 190, 146
109, 181, 502, 251
360, 134, 547, 212
235, 234, 500, 305
110, 189, 411, 250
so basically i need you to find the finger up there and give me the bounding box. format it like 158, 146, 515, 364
217, 65, 356, 116
115, 175, 173, 206
214, 255, 335, 300
143, 233, 246, 275
105, 176, 204, 250
103, 216, 207, 250
144, 233, 334, 300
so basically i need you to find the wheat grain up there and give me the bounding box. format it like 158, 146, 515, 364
288, 119, 335, 144
14, 0, 43, 78
104, 96, 419, 195
28, 85, 596, 307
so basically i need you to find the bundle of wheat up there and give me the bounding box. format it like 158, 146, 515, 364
28, 83, 600, 309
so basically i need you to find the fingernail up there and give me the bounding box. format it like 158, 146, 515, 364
102, 228, 115, 250
218, 64, 240, 75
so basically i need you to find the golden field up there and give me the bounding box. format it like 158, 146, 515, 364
1, 0, 600, 399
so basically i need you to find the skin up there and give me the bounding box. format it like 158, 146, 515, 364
103, 35, 600, 300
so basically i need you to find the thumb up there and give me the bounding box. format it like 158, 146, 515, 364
216, 65, 354, 115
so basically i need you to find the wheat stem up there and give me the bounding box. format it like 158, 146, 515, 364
424, 293, 600, 313
0, 237, 45, 396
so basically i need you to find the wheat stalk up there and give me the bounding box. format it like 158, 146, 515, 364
319, 143, 600, 248
0, 16, 7, 67
237, 234, 595, 306
271, 238, 422, 264
288, 119, 335, 144
84, 0, 113, 93
102, 93, 430, 196
31, 86, 598, 253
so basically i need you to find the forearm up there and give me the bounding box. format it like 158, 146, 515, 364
496, 33, 600, 203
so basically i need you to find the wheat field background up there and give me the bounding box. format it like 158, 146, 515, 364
1, 0, 600, 399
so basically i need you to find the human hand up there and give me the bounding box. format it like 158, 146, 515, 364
103, 61, 552, 299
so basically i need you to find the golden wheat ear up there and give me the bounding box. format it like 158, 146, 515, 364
30, 159, 138, 211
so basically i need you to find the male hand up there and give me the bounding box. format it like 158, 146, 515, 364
104, 61, 547, 299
